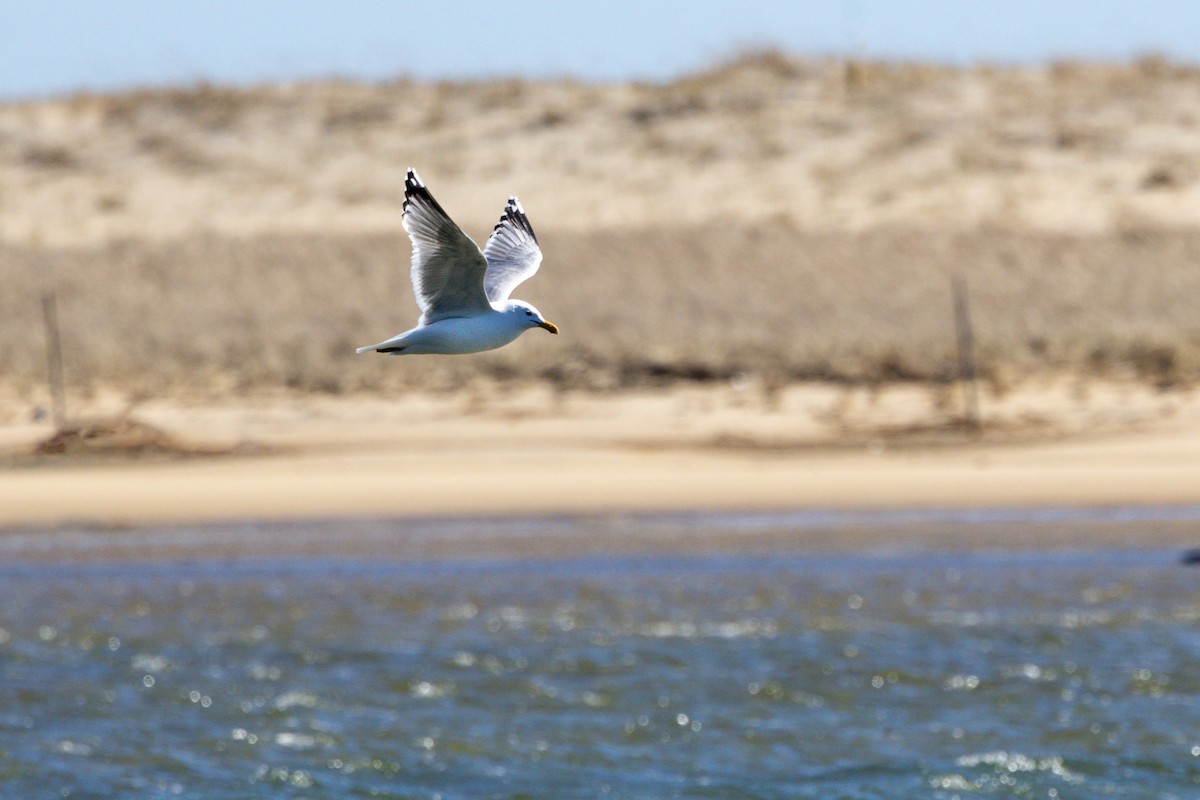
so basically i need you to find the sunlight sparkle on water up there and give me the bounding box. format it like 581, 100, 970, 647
1, 543, 1199, 798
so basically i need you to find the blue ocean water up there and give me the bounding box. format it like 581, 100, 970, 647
2, 525, 1200, 798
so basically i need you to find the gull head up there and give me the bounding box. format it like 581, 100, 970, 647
506, 300, 559, 335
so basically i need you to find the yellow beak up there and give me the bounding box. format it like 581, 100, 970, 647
538, 320, 559, 334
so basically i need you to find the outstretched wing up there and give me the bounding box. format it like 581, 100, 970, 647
482, 196, 544, 303
402, 169, 492, 323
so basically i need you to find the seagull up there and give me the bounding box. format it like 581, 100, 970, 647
357, 169, 558, 356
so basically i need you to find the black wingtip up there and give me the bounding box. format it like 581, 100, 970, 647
403, 169, 420, 214
493, 195, 537, 243
402, 168, 450, 219
403, 169, 422, 196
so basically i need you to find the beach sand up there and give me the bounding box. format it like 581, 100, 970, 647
2, 380, 1198, 553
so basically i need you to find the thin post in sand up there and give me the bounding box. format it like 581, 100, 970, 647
952, 274, 982, 432
41, 290, 68, 431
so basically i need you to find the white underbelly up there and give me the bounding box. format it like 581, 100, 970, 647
409, 315, 523, 354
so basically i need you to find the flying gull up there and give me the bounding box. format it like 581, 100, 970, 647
357, 169, 558, 356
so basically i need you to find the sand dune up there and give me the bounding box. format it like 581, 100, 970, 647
6, 54, 1200, 246
4, 55, 1200, 395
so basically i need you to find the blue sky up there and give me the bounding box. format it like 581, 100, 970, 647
3, 1, 1200, 100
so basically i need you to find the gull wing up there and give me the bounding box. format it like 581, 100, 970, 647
482, 196, 543, 303
402, 169, 493, 323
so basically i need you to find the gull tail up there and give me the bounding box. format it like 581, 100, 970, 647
358, 328, 416, 354
356, 340, 407, 355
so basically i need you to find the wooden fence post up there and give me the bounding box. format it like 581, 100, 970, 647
952, 275, 981, 432
41, 291, 67, 431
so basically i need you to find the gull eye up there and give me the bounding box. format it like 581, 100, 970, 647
525, 310, 533, 316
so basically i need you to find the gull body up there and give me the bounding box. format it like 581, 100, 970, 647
357, 169, 558, 356
362, 300, 553, 355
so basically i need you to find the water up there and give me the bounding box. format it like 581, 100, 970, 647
3, 520, 1200, 798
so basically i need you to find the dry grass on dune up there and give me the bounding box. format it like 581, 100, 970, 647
3, 225, 1199, 403
5, 53, 1200, 404
7, 52, 1200, 245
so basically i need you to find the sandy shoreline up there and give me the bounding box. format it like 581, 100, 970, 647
4, 422, 1200, 525
2, 381, 1199, 560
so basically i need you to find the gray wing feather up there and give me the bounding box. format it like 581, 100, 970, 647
482, 196, 543, 303
402, 169, 493, 323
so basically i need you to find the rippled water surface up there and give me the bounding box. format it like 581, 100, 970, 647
3, 528, 1200, 798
